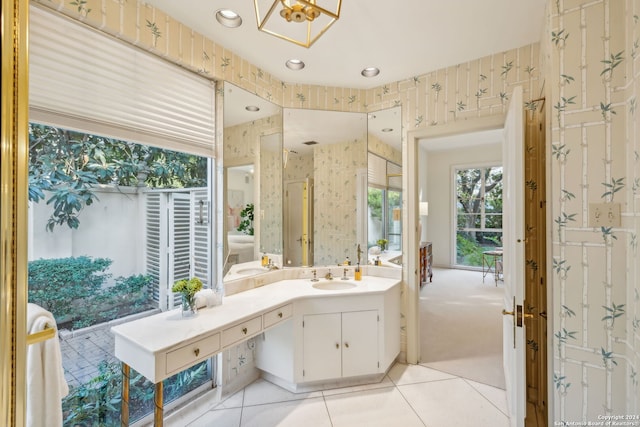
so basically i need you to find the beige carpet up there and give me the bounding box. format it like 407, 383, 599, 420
419, 267, 506, 389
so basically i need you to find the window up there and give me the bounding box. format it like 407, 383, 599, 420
28, 7, 218, 424
455, 165, 503, 267
368, 153, 402, 251
28, 124, 214, 424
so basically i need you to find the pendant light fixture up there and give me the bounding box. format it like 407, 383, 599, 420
254, 0, 342, 48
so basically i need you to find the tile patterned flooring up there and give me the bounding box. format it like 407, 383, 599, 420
158, 362, 509, 427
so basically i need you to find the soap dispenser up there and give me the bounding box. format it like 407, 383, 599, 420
355, 264, 362, 281
261, 253, 268, 267
344, 256, 351, 266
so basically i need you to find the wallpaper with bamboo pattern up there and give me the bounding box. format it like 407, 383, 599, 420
548, 0, 640, 420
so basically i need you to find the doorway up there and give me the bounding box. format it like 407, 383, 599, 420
419, 129, 507, 390
406, 106, 548, 426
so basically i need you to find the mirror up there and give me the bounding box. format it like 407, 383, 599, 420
282, 108, 368, 267
223, 85, 400, 279
223, 83, 282, 277
366, 106, 403, 267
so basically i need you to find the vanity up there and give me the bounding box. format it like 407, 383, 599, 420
111, 268, 400, 426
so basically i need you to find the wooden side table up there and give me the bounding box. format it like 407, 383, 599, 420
420, 242, 433, 287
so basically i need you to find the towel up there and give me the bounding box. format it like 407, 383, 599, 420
26, 303, 69, 427
194, 288, 221, 308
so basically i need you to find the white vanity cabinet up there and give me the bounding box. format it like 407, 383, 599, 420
256, 283, 400, 390
302, 310, 378, 382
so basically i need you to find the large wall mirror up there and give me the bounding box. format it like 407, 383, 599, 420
366, 106, 403, 266
282, 108, 368, 267
223, 83, 282, 277
223, 85, 401, 280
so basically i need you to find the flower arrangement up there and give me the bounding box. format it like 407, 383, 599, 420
172, 277, 203, 316
377, 239, 388, 251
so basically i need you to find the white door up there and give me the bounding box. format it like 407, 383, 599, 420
502, 85, 526, 427
302, 313, 342, 381
342, 310, 378, 377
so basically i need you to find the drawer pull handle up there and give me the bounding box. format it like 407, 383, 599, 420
335, 343, 339, 349
344, 342, 349, 348
194, 348, 200, 357
242, 327, 248, 334
278, 312, 283, 318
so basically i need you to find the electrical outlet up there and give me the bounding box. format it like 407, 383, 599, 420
589, 203, 621, 227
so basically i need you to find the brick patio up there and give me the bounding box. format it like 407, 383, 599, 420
59, 309, 160, 388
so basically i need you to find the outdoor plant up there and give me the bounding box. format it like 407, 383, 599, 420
28, 123, 208, 231
237, 203, 254, 235
456, 234, 483, 266
62, 360, 208, 426
28, 256, 112, 321
28, 256, 154, 329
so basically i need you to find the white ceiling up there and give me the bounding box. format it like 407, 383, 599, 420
142, 0, 546, 90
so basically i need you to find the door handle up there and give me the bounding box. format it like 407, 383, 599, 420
502, 309, 515, 316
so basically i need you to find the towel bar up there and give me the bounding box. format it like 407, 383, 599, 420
26, 323, 56, 346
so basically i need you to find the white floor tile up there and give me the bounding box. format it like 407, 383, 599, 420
398, 378, 509, 427
240, 397, 332, 427
188, 408, 242, 427
242, 378, 323, 406
464, 378, 509, 416
214, 390, 245, 410
322, 374, 395, 397
324, 386, 424, 427
387, 362, 456, 385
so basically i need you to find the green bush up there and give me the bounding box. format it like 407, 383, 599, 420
63, 360, 209, 426
28, 256, 154, 329
28, 256, 112, 321
456, 234, 483, 266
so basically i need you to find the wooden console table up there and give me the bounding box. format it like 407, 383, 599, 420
420, 242, 433, 287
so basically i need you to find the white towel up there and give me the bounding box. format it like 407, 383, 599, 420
26, 303, 69, 427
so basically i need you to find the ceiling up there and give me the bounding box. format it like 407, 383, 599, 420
142, 0, 546, 90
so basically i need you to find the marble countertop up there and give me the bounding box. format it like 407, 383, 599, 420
111, 274, 400, 355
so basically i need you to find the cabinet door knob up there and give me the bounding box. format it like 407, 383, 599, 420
344, 342, 349, 348
278, 312, 283, 318
242, 327, 248, 334
194, 348, 200, 357
335, 343, 339, 349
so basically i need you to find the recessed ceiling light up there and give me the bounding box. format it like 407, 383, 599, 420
382, 128, 393, 133
286, 59, 305, 70
215, 9, 242, 28
245, 105, 260, 112
361, 67, 380, 77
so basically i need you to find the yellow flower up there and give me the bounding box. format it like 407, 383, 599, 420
172, 277, 203, 297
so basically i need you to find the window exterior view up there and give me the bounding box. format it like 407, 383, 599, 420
28, 124, 214, 424
455, 166, 503, 268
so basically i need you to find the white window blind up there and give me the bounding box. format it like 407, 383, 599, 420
368, 152, 402, 189
28, 6, 216, 157
368, 153, 387, 187
387, 162, 402, 190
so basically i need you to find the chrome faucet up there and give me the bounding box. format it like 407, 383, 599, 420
342, 268, 350, 280
325, 269, 333, 280
267, 259, 279, 270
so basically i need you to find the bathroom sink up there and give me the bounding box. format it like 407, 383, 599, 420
312, 281, 357, 291
236, 267, 267, 275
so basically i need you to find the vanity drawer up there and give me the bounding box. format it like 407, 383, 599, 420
165, 332, 221, 374
263, 304, 293, 328
222, 316, 262, 347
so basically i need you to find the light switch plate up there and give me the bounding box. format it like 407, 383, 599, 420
589, 202, 621, 227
